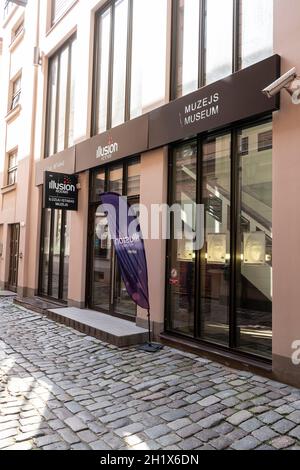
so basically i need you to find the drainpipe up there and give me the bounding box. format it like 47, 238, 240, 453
23, 0, 40, 297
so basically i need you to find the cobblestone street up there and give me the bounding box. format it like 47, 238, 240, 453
0, 298, 300, 451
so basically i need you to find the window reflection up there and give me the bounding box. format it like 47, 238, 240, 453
130, 0, 167, 118
111, 0, 128, 127
174, 0, 200, 98
200, 134, 231, 345
168, 142, 197, 337
96, 7, 111, 134
239, 0, 273, 68
205, 0, 233, 85
236, 122, 273, 358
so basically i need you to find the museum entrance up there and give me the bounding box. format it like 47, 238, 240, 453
166, 119, 273, 361
87, 157, 141, 320
39, 209, 71, 302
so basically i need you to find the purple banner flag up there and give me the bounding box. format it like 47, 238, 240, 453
100, 192, 150, 311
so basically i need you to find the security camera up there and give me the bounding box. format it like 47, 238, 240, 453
262, 67, 297, 98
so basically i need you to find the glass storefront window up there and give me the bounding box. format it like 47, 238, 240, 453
88, 157, 140, 319
39, 209, 70, 302
127, 160, 141, 197
239, 0, 273, 69
200, 134, 231, 345
205, 0, 233, 85
167, 141, 197, 337
109, 166, 123, 194
46, 35, 76, 157
236, 122, 273, 358
167, 120, 273, 360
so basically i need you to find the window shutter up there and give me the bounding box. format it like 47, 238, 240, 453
52, 0, 73, 24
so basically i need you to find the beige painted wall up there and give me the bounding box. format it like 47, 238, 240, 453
273, 0, 300, 377
137, 147, 168, 334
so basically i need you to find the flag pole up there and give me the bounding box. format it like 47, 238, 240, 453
138, 307, 163, 353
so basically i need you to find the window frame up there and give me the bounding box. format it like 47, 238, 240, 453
92, 0, 133, 136
45, 34, 76, 158
7, 148, 18, 186
9, 72, 22, 112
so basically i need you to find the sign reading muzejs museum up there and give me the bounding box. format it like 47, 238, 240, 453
149, 55, 281, 149
44, 172, 78, 211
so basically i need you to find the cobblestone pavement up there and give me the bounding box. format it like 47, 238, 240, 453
1, 298, 300, 451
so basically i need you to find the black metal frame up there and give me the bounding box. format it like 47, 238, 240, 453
86, 156, 140, 321
8, 223, 20, 292
38, 209, 69, 303
165, 115, 273, 364
170, 0, 247, 100
45, 33, 76, 158
92, 0, 134, 136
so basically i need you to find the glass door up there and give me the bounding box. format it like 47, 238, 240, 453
8, 224, 20, 292
39, 209, 70, 302
87, 158, 141, 319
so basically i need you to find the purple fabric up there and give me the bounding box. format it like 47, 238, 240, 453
100, 192, 150, 310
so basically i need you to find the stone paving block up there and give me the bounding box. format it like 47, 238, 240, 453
289, 425, 300, 440
167, 418, 191, 431
176, 423, 202, 439
231, 436, 260, 450
270, 436, 295, 449
287, 411, 300, 424
258, 411, 282, 425
178, 437, 202, 450
64, 416, 87, 433
227, 411, 252, 426
271, 419, 296, 434
252, 426, 278, 442
197, 413, 224, 429
35, 434, 62, 448
144, 425, 170, 439
239, 418, 262, 433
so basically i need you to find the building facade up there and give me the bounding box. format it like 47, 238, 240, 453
0, 0, 300, 388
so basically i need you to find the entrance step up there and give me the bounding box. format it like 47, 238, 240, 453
0, 291, 17, 297
47, 307, 149, 347
14, 297, 65, 315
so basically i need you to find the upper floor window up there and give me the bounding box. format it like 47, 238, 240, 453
7, 149, 18, 186
45, 35, 76, 157
172, 0, 273, 99
10, 73, 21, 111
239, 0, 273, 69
51, 0, 74, 25
11, 19, 24, 41
93, 0, 167, 135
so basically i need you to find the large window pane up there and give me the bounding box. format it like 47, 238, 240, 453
167, 142, 197, 337
205, 0, 233, 85
174, 0, 200, 98
57, 46, 69, 153
130, 0, 167, 118
236, 122, 272, 358
47, 58, 58, 157
111, 0, 128, 128
240, 0, 273, 69
46, 37, 76, 157
200, 134, 231, 345
96, 8, 111, 134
